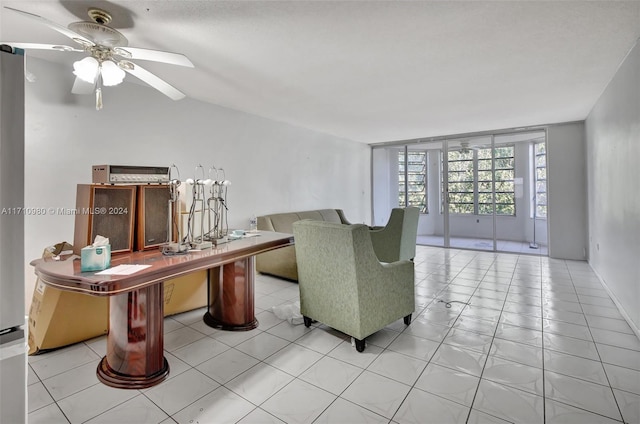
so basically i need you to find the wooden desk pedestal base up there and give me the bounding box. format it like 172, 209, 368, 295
97, 283, 169, 389
204, 257, 258, 331
32, 231, 293, 389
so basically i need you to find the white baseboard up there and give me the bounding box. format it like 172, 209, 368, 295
589, 263, 640, 341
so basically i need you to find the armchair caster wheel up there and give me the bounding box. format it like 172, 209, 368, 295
403, 314, 412, 325
303, 316, 312, 328
354, 338, 365, 352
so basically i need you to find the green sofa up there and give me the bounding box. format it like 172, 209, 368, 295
293, 220, 415, 352
256, 209, 351, 281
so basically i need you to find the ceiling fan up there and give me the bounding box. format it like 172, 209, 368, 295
459, 141, 481, 154
2, 6, 194, 110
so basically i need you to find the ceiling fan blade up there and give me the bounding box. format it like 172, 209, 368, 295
120, 61, 186, 100
4, 6, 94, 47
114, 46, 194, 68
1, 42, 83, 53
71, 77, 95, 95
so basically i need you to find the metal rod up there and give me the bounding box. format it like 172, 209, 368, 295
530, 142, 539, 249
491, 135, 497, 252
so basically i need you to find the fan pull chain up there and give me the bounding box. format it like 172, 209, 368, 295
95, 67, 103, 110
95, 88, 103, 110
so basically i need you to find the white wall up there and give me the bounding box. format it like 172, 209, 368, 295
546, 122, 588, 260
1, 50, 25, 325
585, 40, 640, 331
371, 148, 394, 226
22, 58, 371, 309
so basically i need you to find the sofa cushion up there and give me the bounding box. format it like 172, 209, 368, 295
297, 210, 325, 222
269, 213, 304, 234
316, 209, 343, 223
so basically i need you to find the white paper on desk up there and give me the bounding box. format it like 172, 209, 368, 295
95, 264, 151, 275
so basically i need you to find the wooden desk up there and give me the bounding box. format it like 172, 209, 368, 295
31, 231, 293, 389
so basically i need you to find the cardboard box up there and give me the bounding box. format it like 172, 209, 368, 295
28, 277, 108, 355
28, 270, 209, 355
164, 270, 208, 316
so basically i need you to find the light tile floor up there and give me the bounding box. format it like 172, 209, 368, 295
27, 246, 640, 423
417, 235, 549, 256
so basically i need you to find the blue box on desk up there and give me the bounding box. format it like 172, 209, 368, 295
80, 245, 111, 272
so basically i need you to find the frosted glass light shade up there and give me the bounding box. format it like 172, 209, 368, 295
101, 60, 125, 86
72, 57, 125, 87
73, 56, 99, 84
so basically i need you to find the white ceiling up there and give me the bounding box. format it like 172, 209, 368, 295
1, 1, 639, 144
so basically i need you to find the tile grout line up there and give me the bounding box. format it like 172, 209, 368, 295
382, 255, 470, 422
541, 264, 629, 422
463, 252, 519, 424
374, 250, 486, 422
540, 254, 546, 424
566, 265, 627, 423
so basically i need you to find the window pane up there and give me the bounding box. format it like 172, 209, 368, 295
450, 203, 474, 214
478, 204, 494, 214
495, 181, 514, 192
478, 193, 493, 203
494, 169, 513, 181
478, 159, 492, 170
447, 149, 474, 214
448, 171, 473, 182
534, 142, 547, 218
449, 182, 473, 193
478, 149, 492, 159
479, 145, 514, 215
496, 192, 515, 203
478, 181, 493, 192
495, 158, 513, 169
478, 170, 493, 181
448, 150, 473, 161
399, 151, 427, 213
407, 177, 424, 185
447, 144, 515, 216
495, 204, 515, 215
449, 193, 474, 204
494, 147, 512, 158
537, 193, 547, 205
448, 161, 473, 172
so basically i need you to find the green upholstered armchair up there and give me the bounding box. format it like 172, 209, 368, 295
292, 220, 415, 352
369, 207, 420, 263
340, 207, 420, 263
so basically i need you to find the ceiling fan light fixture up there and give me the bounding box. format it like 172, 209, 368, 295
5, 6, 192, 106
73, 56, 98, 84
100, 60, 125, 86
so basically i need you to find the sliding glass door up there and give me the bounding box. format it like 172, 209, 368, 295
372, 129, 548, 255
445, 136, 496, 251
